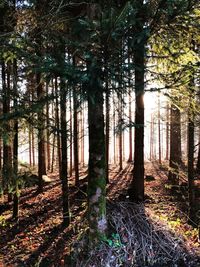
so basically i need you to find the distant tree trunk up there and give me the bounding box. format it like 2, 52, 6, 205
0, 101, 2, 171
129, 1, 145, 202
36, 71, 46, 192
55, 77, 61, 176
0, 136, 2, 171
158, 92, 161, 164
69, 93, 73, 177
51, 133, 56, 173
87, 63, 107, 244
168, 104, 181, 184
128, 89, 133, 162
165, 102, 169, 160
46, 82, 51, 171
12, 59, 19, 219
188, 75, 196, 223
196, 129, 200, 175
81, 104, 85, 167
60, 78, 70, 227
118, 98, 123, 171
105, 91, 110, 182
73, 85, 79, 186
113, 94, 116, 164
2, 60, 13, 201
150, 113, 153, 160
57, 44, 70, 227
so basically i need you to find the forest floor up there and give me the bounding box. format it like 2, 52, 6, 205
0, 162, 200, 267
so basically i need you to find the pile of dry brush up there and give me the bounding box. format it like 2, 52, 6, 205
72, 202, 199, 267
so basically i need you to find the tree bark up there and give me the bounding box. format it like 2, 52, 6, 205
168, 104, 181, 184
2, 60, 13, 201
73, 84, 79, 186
129, 1, 145, 202
12, 59, 19, 219
87, 63, 107, 244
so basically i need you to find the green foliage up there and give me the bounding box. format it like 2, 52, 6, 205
103, 233, 123, 248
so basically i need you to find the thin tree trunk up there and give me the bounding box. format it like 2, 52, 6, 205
12, 59, 19, 219
2, 60, 13, 201
60, 78, 70, 227
158, 92, 161, 164
168, 104, 181, 184
46, 82, 51, 171
51, 132, 56, 173
118, 98, 123, 171
196, 128, 200, 175
128, 89, 133, 162
105, 91, 110, 182
36, 72, 46, 192
73, 68, 79, 186
166, 102, 169, 160
69, 93, 73, 177
55, 77, 61, 176
188, 72, 196, 224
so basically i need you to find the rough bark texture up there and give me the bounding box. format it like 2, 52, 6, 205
168, 104, 181, 185
129, 1, 145, 202
87, 64, 107, 244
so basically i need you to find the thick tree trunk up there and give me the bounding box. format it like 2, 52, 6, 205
87, 64, 107, 244
129, 2, 145, 201
168, 104, 181, 184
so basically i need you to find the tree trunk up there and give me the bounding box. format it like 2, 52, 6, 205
128, 89, 133, 162
73, 85, 79, 186
69, 93, 73, 177
118, 98, 123, 171
158, 92, 161, 164
12, 59, 19, 219
36, 71, 46, 192
55, 77, 61, 176
2, 60, 13, 201
46, 82, 51, 171
196, 129, 200, 175
129, 1, 145, 201
168, 104, 181, 184
105, 91, 110, 182
165, 102, 169, 160
60, 78, 70, 227
188, 73, 196, 224
87, 63, 107, 244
